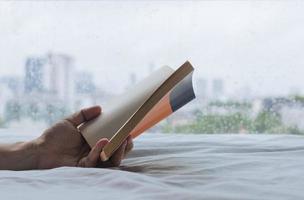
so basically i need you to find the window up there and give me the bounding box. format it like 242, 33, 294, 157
0, 1, 303, 134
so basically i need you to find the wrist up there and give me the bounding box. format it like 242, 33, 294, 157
0, 140, 41, 170
22, 140, 41, 170
15, 140, 41, 170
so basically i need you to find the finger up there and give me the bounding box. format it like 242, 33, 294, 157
125, 135, 134, 155
80, 138, 108, 168
109, 140, 127, 167
65, 105, 101, 127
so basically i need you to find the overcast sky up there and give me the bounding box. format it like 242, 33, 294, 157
0, 1, 304, 97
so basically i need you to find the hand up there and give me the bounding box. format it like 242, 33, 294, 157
34, 105, 133, 169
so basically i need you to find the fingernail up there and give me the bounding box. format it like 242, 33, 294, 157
97, 138, 109, 148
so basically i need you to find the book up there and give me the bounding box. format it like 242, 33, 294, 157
78, 61, 196, 161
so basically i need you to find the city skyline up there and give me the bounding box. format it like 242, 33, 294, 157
0, 50, 302, 100
0, 52, 228, 100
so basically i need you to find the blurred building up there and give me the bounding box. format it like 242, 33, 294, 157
24, 53, 75, 107
0, 76, 23, 95
45, 53, 75, 105
75, 71, 96, 94
24, 58, 45, 93
74, 71, 97, 109
0, 76, 23, 119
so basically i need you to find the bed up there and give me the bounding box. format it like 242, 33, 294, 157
1, 130, 304, 200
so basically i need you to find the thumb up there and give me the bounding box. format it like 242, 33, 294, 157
65, 105, 101, 127
78, 138, 109, 168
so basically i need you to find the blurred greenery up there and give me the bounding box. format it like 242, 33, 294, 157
162, 110, 304, 135
293, 95, 304, 104
2, 96, 304, 135
253, 111, 281, 133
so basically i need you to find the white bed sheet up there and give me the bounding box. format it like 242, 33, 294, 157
0, 130, 304, 200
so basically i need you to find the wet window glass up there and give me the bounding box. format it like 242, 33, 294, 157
0, 1, 303, 134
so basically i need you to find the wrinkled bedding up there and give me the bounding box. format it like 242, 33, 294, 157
1, 130, 304, 200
